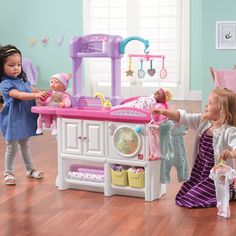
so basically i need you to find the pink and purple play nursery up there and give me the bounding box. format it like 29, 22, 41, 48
1, 1, 236, 235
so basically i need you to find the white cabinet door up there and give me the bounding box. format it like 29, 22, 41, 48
61, 118, 105, 158
61, 118, 82, 155
83, 120, 105, 157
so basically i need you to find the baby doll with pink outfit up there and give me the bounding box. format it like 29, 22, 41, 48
36, 73, 72, 135
114, 88, 172, 110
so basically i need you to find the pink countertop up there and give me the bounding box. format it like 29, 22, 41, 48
31, 106, 157, 123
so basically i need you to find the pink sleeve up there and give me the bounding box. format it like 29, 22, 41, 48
62, 93, 72, 107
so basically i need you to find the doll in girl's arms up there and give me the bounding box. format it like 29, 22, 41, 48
36, 73, 72, 135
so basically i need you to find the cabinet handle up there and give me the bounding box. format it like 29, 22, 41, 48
78, 136, 88, 141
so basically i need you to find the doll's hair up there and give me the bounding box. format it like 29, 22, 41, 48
157, 88, 173, 102
0, 45, 27, 83
162, 88, 173, 102
212, 87, 236, 126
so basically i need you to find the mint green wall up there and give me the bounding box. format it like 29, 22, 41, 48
201, 0, 236, 104
0, 0, 83, 89
190, 0, 202, 91
190, 0, 236, 105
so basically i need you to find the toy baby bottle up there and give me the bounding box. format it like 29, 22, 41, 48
39, 90, 52, 103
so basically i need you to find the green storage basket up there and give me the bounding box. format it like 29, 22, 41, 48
111, 169, 128, 186
128, 171, 145, 188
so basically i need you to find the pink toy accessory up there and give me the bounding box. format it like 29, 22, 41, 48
51, 73, 72, 89
39, 90, 52, 103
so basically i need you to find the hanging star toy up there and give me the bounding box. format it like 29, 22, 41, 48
126, 57, 134, 76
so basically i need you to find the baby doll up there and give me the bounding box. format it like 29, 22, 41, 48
36, 73, 72, 135
114, 88, 172, 110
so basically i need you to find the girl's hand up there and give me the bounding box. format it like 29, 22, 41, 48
151, 107, 163, 115
220, 150, 233, 161
37, 91, 52, 101
58, 101, 66, 108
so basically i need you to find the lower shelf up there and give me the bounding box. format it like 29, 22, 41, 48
65, 178, 104, 188
111, 185, 144, 192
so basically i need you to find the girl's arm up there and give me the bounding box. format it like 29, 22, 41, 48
31, 86, 40, 93
221, 149, 236, 161
9, 89, 48, 101
151, 107, 180, 122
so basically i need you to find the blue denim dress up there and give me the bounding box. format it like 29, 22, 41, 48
0, 76, 38, 141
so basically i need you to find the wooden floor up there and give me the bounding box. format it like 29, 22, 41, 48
0, 101, 236, 236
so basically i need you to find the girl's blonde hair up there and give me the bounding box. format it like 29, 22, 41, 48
212, 87, 236, 126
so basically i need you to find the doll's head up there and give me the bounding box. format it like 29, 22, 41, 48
50, 73, 71, 92
154, 88, 173, 103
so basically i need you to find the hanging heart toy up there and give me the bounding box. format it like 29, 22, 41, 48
147, 60, 156, 77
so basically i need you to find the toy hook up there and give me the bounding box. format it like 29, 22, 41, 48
144, 45, 149, 54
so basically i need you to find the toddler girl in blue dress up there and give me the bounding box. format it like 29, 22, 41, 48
0, 45, 48, 185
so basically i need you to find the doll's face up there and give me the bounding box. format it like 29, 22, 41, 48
50, 78, 65, 92
154, 89, 165, 103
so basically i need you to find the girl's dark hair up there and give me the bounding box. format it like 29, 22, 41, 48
0, 44, 27, 83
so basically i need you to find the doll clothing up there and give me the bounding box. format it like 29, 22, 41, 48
160, 120, 189, 183
148, 122, 161, 160
36, 91, 71, 135
159, 120, 175, 160
209, 165, 236, 218
115, 94, 158, 110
